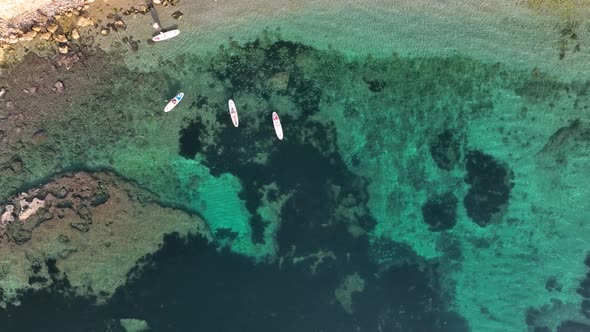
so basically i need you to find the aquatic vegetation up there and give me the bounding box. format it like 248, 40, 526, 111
1, 27, 590, 331
179, 37, 376, 259
429, 130, 462, 171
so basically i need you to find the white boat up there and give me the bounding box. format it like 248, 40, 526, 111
272, 112, 283, 140
152, 29, 180, 42
228, 99, 239, 127
164, 92, 184, 112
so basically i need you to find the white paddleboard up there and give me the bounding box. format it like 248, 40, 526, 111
228, 99, 239, 127
164, 92, 184, 112
272, 112, 283, 140
152, 29, 180, 42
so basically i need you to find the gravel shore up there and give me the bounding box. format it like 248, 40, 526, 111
0, 0, 84, 42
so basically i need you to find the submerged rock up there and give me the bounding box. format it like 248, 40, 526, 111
58, 45, 68, 54
120, 319, 149, 332
430, 130, 461, 171
422, 192, 458, 231
172, 11, 183, 20
114, 19, 127, 30
71, 29, 80, 40
55, 34, 68, 43
47, 24, 59, 34
0, 171, 210, 307
334, 273, 366, 314
53, 80, 65, 93
77, 16, 94, 27
463, 150, 513, 227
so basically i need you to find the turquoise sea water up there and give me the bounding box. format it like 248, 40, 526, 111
1, 1, 590, 331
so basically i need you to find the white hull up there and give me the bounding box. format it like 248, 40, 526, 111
152, 29, 180, 42
228, 99, 239, 127
272, 112, 283, 140
164, 92, 184, 112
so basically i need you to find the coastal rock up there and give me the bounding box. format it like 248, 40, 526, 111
55, 52, 81, 69
55, 34, 68, 43
18, 196, 45, 221
100, 28, 110, 36
114, 19, 126, 30
76, 205, 92, 220
71, 29, 80, 40
32, 130, 48, 144
77, 16, 94, 27
1, 205, 15, 224
47, 185, 68, 199
23, 86, 37, 95
39, 32, 52, 40
90, 189, 110, 207
53, 81, 65, 93
58, 45, 69, 54
70, 220, 91, 232
47, 24, 59, 34
172, 11, 183, 20
20, 31, 37, 42
162, 0, 180, 6
123, 6, 150, 15
6, 223, 32, 245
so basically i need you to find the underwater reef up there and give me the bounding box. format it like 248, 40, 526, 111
1, 30, 590, 331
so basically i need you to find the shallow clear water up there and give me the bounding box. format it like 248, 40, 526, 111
0, 1, 590, 331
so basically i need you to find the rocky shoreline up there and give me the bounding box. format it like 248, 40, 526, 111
0, 0, 84, 45
0, 0, 188, 304
0, 0, 181, 67
0, 170, 210, 307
